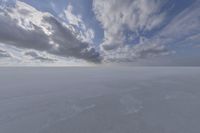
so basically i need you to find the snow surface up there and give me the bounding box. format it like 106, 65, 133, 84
0, 67, 200, 133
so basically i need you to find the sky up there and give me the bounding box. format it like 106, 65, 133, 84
0, 0, 199, 66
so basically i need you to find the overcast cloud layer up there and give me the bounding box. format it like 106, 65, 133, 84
0, 0, 199, 65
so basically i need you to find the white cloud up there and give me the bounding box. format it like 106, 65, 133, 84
93, 0, 168, 62
93, 0, 200, 63
60, 4, 81, 27
103, 43, 171, 62
0, 0, 16, 10
0, 43, 92, 66
24, 50, 56, 62
156, 1, 200, 46
93, 0, 166, 50
0, 48, 11, 58
59, 4, 95, 44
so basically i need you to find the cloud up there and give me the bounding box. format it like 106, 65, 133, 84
59, 4, 95, 43
0, 0, 16, 10
93, 0, 166, 50
60, 4, 81, 27
24, 51, 56, 62
93, 0, 169, 62
93, 0, 200, 63
0, 1, 101, 63
0, 0, 199, 65
156, 1, 200, 46
103, 43, 171, 62
0, 49, 11, 58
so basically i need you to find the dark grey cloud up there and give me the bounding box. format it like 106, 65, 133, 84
24, 51, 55, 62
0, 2, 102, 63
0, 14, 51, 51
43, 16, 102, 63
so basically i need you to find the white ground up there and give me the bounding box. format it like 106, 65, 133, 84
0, 67, 200, 133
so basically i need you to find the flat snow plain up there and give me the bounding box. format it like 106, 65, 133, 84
0, 67, 200, 133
